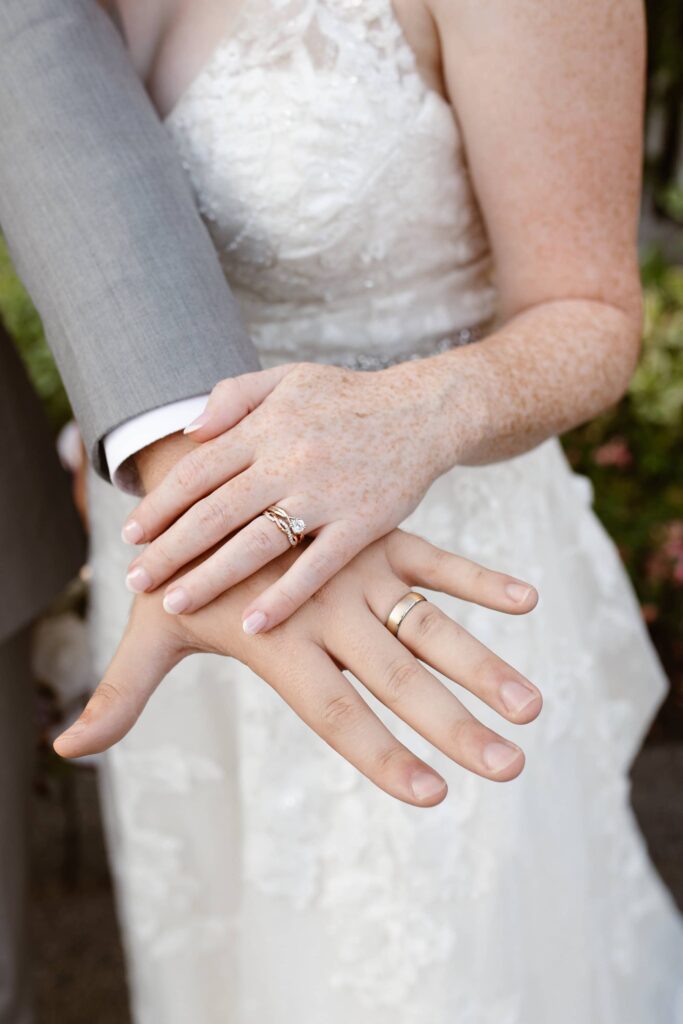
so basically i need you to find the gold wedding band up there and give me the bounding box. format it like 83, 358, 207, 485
263, 505, 307, 547
385, 592, 426, 637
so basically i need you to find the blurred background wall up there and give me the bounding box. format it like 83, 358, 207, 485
0, 2, 681, 1020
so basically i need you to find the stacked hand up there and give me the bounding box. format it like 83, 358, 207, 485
55, 526, 541, 806
122, 361, 460, 633
57, 366, 542, 799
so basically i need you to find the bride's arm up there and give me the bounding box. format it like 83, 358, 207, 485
420, 0, 644, 465
121, 0, 645, 631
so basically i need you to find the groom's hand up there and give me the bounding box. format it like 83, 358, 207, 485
54, 514, 542, 806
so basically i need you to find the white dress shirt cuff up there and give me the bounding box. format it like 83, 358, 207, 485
104, 395, 210, 494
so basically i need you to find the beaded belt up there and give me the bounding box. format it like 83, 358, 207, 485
335, 322, 487, 372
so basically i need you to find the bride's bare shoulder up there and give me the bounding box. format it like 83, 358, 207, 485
427, 0, 641, 43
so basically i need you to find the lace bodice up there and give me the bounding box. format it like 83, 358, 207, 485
165, 0, 497, 367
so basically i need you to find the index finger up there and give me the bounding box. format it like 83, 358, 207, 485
122, 435, 253, 545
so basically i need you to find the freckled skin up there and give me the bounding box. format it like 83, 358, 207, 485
419, 0, 645, 463
118, 0, 645, 628
72, 0, 644, 775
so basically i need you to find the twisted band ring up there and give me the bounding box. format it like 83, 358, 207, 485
263, 505, 307, 547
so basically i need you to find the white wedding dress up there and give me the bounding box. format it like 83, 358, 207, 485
88, 2, 683, 1021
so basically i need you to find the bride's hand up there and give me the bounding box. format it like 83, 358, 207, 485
121, 361, 459, 633
55, 529, 541, 806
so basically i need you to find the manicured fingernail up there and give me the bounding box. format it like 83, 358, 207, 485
163, 587, 190, 614
500, 680, 537, 715
410, 771, 447, 802
121, 519, 144, 544
242, 611, 267, 636
505, 581, 532, 603
125, 566, 152, 593
183, 413, 209, 435
483, 741, 521, 773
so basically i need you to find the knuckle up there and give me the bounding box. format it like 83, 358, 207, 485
180, 567, 214, 603
467, 564, 489, 589
289, 361, 315, 384
383, 657, 421, 706
305, 545, 345, 587
89, 680, 134, 721
287, 438, 319, 469
196, 498, 229, 534
175, 451, 207, 494
372, 743, 407, 774
245, 524, 277, 559
135, 494, 160, 527
446, 715, 475, 752
474, 652, 505, 686
148, 537, 176, 572
215, 377, 237, 399
320, 694, 363, 735
411, 605, 444, 641
95, 680, 124, 706
273, 582, 300, 614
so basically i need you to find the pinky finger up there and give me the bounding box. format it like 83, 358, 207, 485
385, 530, 539, 615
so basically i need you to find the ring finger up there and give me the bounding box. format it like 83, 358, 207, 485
161, 498, 325, 615
370, 588, 542, 725
328, 607, 525, 782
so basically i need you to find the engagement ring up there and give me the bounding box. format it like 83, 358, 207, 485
263, 505, 307, 547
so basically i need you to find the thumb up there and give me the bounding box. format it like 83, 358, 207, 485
53, 615, 183, 759
183, 364, 295, 440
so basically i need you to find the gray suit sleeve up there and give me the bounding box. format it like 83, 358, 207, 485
0, 0, 260, 478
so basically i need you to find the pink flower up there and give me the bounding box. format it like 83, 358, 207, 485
593, 437, 632, 468
646, 521, 683, 587
661, 521, 683, 584
661, 520, 683, 554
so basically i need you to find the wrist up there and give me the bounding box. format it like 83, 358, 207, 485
388, 352, 486, 474
135, 431, 197, 492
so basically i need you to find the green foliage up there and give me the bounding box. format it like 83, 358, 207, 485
645, 0, 683, 202
0, 238, 70, 431
635, 249, 683, 426
658, 184, 683, 226
562, 251, 683, 729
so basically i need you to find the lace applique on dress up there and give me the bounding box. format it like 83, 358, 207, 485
165, 0, 497, 367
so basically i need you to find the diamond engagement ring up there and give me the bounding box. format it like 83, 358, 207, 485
263, 505, 307, 547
